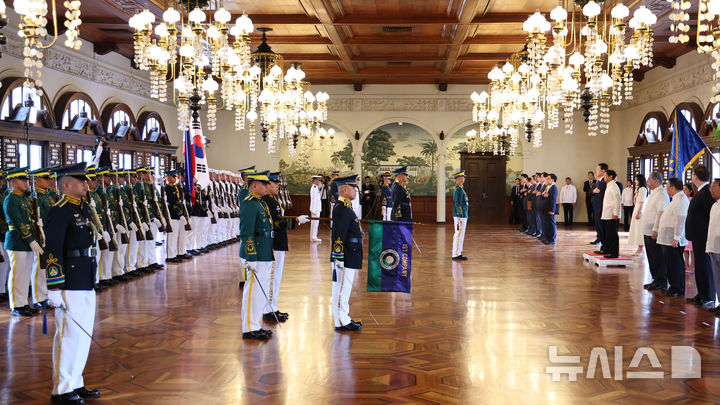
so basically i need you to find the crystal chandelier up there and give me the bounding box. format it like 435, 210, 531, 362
14, 0, 83, 96
469, 1, 656, 148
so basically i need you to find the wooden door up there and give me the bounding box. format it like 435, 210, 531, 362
460, 153, 506, 224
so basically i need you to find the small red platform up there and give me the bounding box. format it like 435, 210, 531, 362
583, 252, 633, 267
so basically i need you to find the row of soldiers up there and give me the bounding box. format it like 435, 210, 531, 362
0, 165, 243, 316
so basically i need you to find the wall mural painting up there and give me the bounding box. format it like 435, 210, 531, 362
278, 124, 350, 194
449, 124, 524, 196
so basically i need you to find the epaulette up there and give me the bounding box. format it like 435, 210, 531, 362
54, 196, 69, 207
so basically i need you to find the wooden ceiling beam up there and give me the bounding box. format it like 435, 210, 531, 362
442, 0, 485, 75
282, 53, 341, 61
346, 36, 452, 45
458, 52, 514, 60
463, 35, 527, 44
301, 0, 358, 74
247, 34, 333, 44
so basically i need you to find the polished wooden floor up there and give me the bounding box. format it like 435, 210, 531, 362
2, 223, 720, 404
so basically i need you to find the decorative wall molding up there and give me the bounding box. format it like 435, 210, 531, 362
4, 29, 152, 100
623, 62, 715, 108
328, 97, 472, 112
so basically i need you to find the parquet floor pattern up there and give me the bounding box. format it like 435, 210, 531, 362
2, 223, 720, 404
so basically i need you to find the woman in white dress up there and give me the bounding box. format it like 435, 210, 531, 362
628, 174, 648, 254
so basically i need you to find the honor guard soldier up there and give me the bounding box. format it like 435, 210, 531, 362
263, 172, 309, 323
141, 168, 164, 270
88, 167, 115, 288
309, 174, 323, 242
164, 170, 190, 262
43, 163, 101, 405
381, 172, 393, 221
188, 177, 209, 254
239, 171, 274, 340
237, 165, 255, 287
391, 166, 413, 222
5, 167, 44, 316
330, 175, 363, 332
329, 171, 340, 208
108, 171, 132, 280
452, 171, 469, 261
98, 168, 124, 284
30, 167, 57, 308
0, 171, 9, 302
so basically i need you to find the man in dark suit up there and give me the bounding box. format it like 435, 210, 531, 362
518, 175, 530, 232
361, 176, 376, 219
510, 178, 521, 225
685, 165, 716, 307
541, 173, 559, 245
583, 171, 596, 227
591, 163, 608, 250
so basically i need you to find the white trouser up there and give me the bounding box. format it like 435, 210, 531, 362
52, 290, 96, 396
186, 218, 196, 251
144, 222, 160, 265
165, 219, 181, 259
194, 217, 209, 249
382, 207, 392, 221
93, 241, 101, 282
8, 250, 34, 309
310, 211, 320, 239
264, 250, 286, 314
127, 230, 141, 272
100, 248, 112, 280
222, 217, 231, 241
238, 258, 247, 282
331, 262, 356, 328
452, 217, 468, 257
31, 252, 47, 304
113, 239, 128, 277
242, 261, 272, 333
0, 245, 9, 294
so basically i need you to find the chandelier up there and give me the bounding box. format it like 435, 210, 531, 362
14, 0, 83, 96
250, 28, 329, 155
469, 1, 656, 151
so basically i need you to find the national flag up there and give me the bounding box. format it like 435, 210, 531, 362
669, 106, 708, 179
190, 126, 210, 189
182, 128, 196, 204
367, 220, 413, 293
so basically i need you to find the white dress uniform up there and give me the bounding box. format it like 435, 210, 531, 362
640, 186, 670, 237
627, 187, 647, 247
351, 187, 362, 219
656, 193, 689, 247
309, 182, 322, 241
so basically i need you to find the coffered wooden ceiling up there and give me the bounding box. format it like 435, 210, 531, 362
15, 0, 696, 87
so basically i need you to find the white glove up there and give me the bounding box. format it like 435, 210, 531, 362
116, 224, 126, 234
180, 216, 188, 226
130, 223, 139, 232
141, 222, 149, 232
153, 218, 162, 228
102, 231, 111, 243
48, 290, 65, 309
89, 198, 96, 208
334, 260, 344, 269
143, 200, 149, 206
29, 240, 44, 255
297, 215, 309, 225
37, 218, 44, 228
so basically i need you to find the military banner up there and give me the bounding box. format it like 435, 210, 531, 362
367, 220, 412, 293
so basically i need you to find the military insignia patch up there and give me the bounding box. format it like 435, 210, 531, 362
49, 266, 59, 277
333, 237, 343, 254
380, 249, 400, 270
245, 237, 255, 254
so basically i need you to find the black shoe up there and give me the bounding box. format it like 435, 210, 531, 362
452, 256, 463, 261
665, 289, 683, 297
593, 250, 607, 255
700, 300, 716, 307
51, 392, 85, 404
260, 328, 273, 337
25, 305, 39, 314
10, 307, 33, 317
604, 254, 619, 259
686, 295, 702, 303
242, 330, 270, 340
458, 255, 468, 260
589, 239, 600, 245
33, 300, 50, 310
643, 281, 655, 289
335, 320, 362, 331
180, 254, 192, 259
239, 281, 245, 288
263, 312, 280, 321
708, 306, 720, 313
93, 283, 105, 291
73, 387, 100, 399
647, 283, 665, 291
0, 292, 8, 302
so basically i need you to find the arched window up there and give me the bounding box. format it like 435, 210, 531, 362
54, 92, 100, 131
0, 78, 53, 125
644, 118, 660, 143
62, 99, 96, 129
107, 110, 130, 133
101, 103, 136, 138
137, 111, 168, 143
142, 117, 160, 140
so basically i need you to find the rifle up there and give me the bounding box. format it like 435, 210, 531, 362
98, 175, 119, 250
29, 174, 46, 248
159, 183, 174, 233
146, 177, 166, 232
216, 180, 228, 219
207, 182, 218, 225
137, 176, 156, 239
113, 172, 132, 244
124, 172, 146, 241
178, 180, 192, 231
84, 192, 110, 251
221, 180, 230, 218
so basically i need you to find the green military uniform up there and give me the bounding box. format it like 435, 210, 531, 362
29, 167, 58, 306
236, 165, 255, 284
453, 184, 468, 218
239, 171, 275, 340
452, 171, 468, 260
4, 168, 40, 315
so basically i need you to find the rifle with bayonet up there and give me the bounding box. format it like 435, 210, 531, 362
29, 173, 46, 248
84, 191, 110, 251
179, 178, 192, 231
124, 172, 146, 241
146, 177, 166, 232
98, 174, 119, 250
207, 181, 218, 225
159, 181, 174, 233
137, 175, 155, 240
106, 173, 128, 245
